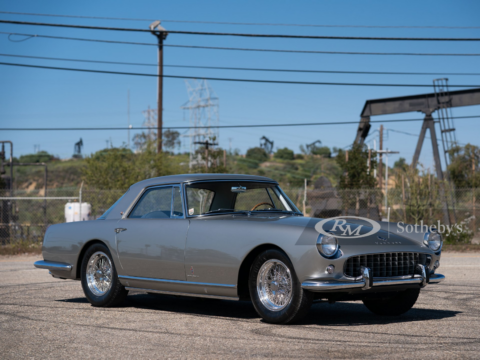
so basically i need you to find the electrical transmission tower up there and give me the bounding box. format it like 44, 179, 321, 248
132, 106, 157, 152
142, 106, 157, 142
181, 80, 219, 168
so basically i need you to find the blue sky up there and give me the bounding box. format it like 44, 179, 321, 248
1, 0, 479, 172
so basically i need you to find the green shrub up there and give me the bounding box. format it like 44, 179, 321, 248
275, 147, 294, 160
443, 216, 475, 244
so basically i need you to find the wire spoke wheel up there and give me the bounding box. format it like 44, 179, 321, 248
256, 259, 293, 311
86, 251, 113, 296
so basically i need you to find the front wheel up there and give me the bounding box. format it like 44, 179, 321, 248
249, 249, 313, 324
81, 243, 128, 307
362, 288, 420, 316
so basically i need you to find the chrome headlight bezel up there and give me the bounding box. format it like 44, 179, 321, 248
424, 231, 443, 252
316, 233, 339, 258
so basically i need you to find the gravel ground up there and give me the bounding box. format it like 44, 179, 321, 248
0, 253, 479, 359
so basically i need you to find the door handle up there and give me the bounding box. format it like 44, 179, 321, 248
115, 228, 127, 234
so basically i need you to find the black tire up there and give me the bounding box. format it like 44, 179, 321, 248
81, 243, 128, 307
362, 288, 420, 316
249, 249, 313, 324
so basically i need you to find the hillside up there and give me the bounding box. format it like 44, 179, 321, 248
13, 159, 85, 191
10, 153, 341, 191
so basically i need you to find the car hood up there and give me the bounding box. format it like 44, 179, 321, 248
197, 213, 427, 248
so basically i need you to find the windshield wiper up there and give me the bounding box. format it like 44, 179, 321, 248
252, 209, 300, 215
204, 208, 248, 215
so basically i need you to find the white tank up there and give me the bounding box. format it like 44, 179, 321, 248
65, 202, 91, 222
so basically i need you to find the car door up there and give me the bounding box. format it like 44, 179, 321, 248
116, 185, 188, 281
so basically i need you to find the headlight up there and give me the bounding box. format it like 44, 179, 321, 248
316, 234, 338, 258
424, 231, 442, 251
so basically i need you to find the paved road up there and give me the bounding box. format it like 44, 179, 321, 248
1, 253, 479, 359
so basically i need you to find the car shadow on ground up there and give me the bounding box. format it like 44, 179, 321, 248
301, 301, 460, 326
59, 293, 460, 325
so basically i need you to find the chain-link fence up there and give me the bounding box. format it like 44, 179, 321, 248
1, 186, 478, 246
302, 187, 480, 243
0, 188, 124, 245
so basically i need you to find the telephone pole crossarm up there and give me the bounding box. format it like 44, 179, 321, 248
194, 140, 218, 170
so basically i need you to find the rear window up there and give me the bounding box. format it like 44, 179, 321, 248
97, 190, 129, 220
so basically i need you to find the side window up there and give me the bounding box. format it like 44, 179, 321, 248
129, 187, 172, 219
172, 187, 184, 217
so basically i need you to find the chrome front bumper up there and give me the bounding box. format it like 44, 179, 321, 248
302, 265, 445, 292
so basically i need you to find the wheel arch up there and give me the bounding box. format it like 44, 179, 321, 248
75, 239, 108, 279
236, 243, 291, 301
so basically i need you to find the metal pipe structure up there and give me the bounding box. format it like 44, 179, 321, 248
0, 141, 13, 195
354, 88, 480, 226
5, 162, 48, 228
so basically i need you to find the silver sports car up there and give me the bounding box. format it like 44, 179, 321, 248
35, 174, 445, 324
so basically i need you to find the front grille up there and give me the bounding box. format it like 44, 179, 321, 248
344, 252, 421, 278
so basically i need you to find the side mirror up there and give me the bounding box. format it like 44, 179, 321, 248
231, 186, 246, 193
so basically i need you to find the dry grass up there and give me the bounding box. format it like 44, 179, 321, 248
0, 242, 42, 256
442, 243, 480, 252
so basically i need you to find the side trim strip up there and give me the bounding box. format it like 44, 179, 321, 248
34, 260, 72, 271
119, 275, 237, 288
125, 287, 239, 301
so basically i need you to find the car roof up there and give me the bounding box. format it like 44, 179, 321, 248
105, 174, 278, 221
130, 173, 277, 192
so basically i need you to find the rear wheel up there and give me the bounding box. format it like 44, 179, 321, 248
362, 288, 420, 316
249, 249, 313, 324
81, 243, 128, 307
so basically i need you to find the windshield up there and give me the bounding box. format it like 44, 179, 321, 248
185, 181, 301, 216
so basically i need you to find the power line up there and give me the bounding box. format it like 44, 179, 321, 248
2, 53, 480, 76
1, 13, 480, 30
3, 32, 480, 57
2, 20, 480, 41
2, 61, 480, 88
387, 128, 468, 146
1, 115, 479, 131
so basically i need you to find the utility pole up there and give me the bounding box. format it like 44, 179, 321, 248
377, 149, 399, 219
378, 125, 384, 190
149, 21, 168, 153
194, 140, 218, 171
127, 90, 130, 149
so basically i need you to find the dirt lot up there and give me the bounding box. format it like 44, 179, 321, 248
1, 253, 479, 359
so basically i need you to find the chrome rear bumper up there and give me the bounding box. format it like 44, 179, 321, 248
34, 260, 72, 271
302, 265, 445, 292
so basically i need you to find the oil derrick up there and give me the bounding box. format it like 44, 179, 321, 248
73, 138, 83, 159
306, 140, 322, 155
354, 85, 480, 225
260, 136, 274, 155
433, 78, 459, 222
